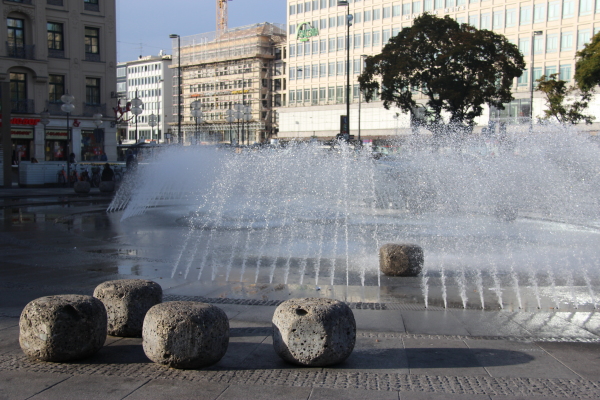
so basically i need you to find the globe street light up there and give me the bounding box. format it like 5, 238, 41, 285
93, 113, 103, 128
131, 93, 143, 143
60, 92, 75, 185
169, 34, 182, 144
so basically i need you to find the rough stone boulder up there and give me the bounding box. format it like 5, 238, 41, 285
142, 301, 229, 369
19, 295, 107, 362
272, 298, 355, 367
99, 181, 115, 193
73, 181, 90, 193
93, 279, 162, 337
379, 243, 424, 277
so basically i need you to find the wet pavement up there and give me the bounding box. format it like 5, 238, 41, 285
1, 187, 599, 399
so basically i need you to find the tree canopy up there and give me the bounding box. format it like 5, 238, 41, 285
574, 31, 600, 92
536, 74, 594, 125
358, 14, 525, 135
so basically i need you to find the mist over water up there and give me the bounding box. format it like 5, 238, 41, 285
109, 127, 600, 310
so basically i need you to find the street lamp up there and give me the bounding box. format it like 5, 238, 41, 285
131, 92, 143, 143
339, 0, 352, 140
190, 100, 203, 144
40, 110, 50, 161
93, 113, 103, 128
60, 92, 75, 184
169, 33, 182, 144
530, 30, 543, 132
225, 109, 235, 144
358, 54, 368, 145
243, 105, 251, 145
233, 103, 244, 144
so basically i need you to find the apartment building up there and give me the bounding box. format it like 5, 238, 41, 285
1, 0, 118, 162
117, 54, 173, 148
170, 23, 287, 145
281, 0, 600, 140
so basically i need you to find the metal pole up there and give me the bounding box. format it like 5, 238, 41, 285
529, 31, 542, 132
1, 82, 12, 188
177, 36, 182, 144
346, 7, 351, 139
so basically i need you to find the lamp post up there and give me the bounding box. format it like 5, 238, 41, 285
243, 105, 251, 145
338, 0, 352, 140
131, 91, 143, 143
226, 109, 235, 144
190, 100, 203, 144
169, 34, 182, 144
530, 30, 543, 132
93, 113, 103, 128
60, 93, 75, 184
40, 110, 50, 161
233, 103, 244, 144
358, 54, 367, 145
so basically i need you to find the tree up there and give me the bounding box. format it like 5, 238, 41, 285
536, 74, 594, 125
358, 14, 525, 137
574, 31, 600, 92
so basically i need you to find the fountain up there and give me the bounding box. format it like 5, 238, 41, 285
108, 127, 600, 311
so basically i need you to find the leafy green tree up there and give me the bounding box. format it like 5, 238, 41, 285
358, 14, 525, 136
536, 74, 594, 125
574, 31, 600, 92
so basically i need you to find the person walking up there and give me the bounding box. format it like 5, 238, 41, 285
101, 163, 115, 181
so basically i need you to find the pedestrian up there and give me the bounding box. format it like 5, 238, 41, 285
69, 153, 76, 164
101, 163, 114, 181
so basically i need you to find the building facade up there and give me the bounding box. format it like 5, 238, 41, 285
1, 0, 118, 162
170, 23, 287, 145
282, 0, 600, 140
116, 54, 173, 149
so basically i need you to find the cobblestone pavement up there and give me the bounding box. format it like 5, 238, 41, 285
1, 188, 599, 399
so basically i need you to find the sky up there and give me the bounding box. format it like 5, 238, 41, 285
116, 0, 287, 63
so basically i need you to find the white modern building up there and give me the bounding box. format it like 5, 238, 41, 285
281, 0, 600, 140
117, 54, 173, 148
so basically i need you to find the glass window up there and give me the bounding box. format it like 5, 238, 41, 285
364, 31, 371, 47
320, 19, 327, 29
534, 34, 544, 54
469, 14, 479, 28
304, 64, 311, 79
47, 22, 64, 50
313, 0, 319, 10
383, 29, 391, 43
402, 3, 411, 15
456, 0, 465, 5
546, 34, 558, 52
562, 0, 575, 17
321, 0, 327, 8
373, 30, 380, 46
364, 10, 372, 22
559, 64, 571, 81
534, 4, 545, 23
328, 86, 334, 100
289, 4, 296, 15
49, 74, 65, 102
290, 24, 296, 35
373, 8, 381, 20
305, 1, 311, 12
354, 33, 361, 48
297, 89, 302, 102
353, 58, 361, 74
493, 11, 503, 29
435, 0, 443, 9
312, 64, 318, 77
519, 37, 530, 55
7, 18, 25, 47
548, 1, 560, 20
10, 72, 26, 101
329, 17, 336, 28
520, 6, 531, 25
320, 39, 326, 53
304, 88, 310, 102
561, 31, 573, 51
297, 3, 303, 13
320, 63, 326, 77
413, 1, 422, 13
383, 6, 391, 18
354, 12, 362, 23
85, 27, 99, 54
289, 43, 295, 57
517, 70, 528, 85
424, 0, 433, 11
337, 36, 344, 51
337, 15, 344, 26
336, 61, 343, 75
480, 13, 490, 29
533, 67, 542, 82
319, 87, 326, 101
580, 0, 593, 15
304, 41, 311, 56
336, 86, 343, 103
446, 0, 454, 6
393, 5, 401, 16
505, 9, 516, 27
329, 37, 335, 52
297, 66, 303, 79
578, 29, 591, 49
312, 40, 319, 54
328, 62, 335, 76
85, 77, 100, 105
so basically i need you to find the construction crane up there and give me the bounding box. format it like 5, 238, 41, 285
217, 0, 228, 34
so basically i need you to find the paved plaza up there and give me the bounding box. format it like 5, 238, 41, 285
0, 188, 599, 399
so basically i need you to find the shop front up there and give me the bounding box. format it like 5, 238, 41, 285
44, 129, 68, 161
81, 128, 105, 161
11, 128, 33, 164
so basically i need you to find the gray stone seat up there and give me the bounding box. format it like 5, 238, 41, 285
142, 301, 229, 369
99, 181, 115, 193
93, 279, 162, 337
379, 243, 424, 277
73, 181, 90, 193
19, 294, 107, 362
272, 297, 355, 367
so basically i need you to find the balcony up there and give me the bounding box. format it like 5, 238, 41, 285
82, 103, 106, 117
48, 48, 65, 59
6, 43, 35, 60
6, 0, 33, 4
84, 53, 101, 62
11, 99, 35, 114
47, 0, 64, 5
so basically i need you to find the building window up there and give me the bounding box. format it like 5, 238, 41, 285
373, 8, 381, 20
85, 27, 100, 54
354, 12, 362, 23
84, 0, 99, 11
363, 31, 371, 47
320, 39, 326, 53
383, 29, 391, 43
320, 63, 326, 77
329, 37, 335, 52
424, 0, 433, 11
304, 89, 310, 102
297, 3, 303, 13
546, 34, 558, 52
548, 1, 560, 20
312, 40, 319, 54
336, 86, 343, 103
319, 87, 326, 101
290, 24, 296, 35
373, 30, 380, 46
289, 4, 296, 15
480, 13, 490, 29
580, 0, 593, 15
290, 43, 296, 57
312, 64, 318, 78
518, 37, 530, 56
561, 32, 573, 51
336, 61, 343, 75
505, 9, 516, 27
86, 78, 101, 105
354, 33, 361, 48
393, 5, 401, 16
364, 10, 372, 22
493, 11, 503, 29
533, 67, 542, 82
337, 36, 344, 51
383, 6, 391, 18
534, 34, 544, 54
328, 62, 334, 76
520, 6, 531, 25
413, 1, 422, 13
328, 86, 334, 101
47, 22, 64, 51
517, 69, 528, 85
7, 18, 25, 48
446, 0, 455, 7
562, 0, 575, 18
289, 90, 295, 103
10, 72, 26, 101
577, 29, 591, 49
469, 15, 479, 28
320, 19, 327, 29
49, 75, 65, 103
434, 0, 443, 9
559, 64, 571, 81
353, 58, 361, 74
289, 67, 296, 80
533, 4, 545, 23
337, 15, 344, 26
